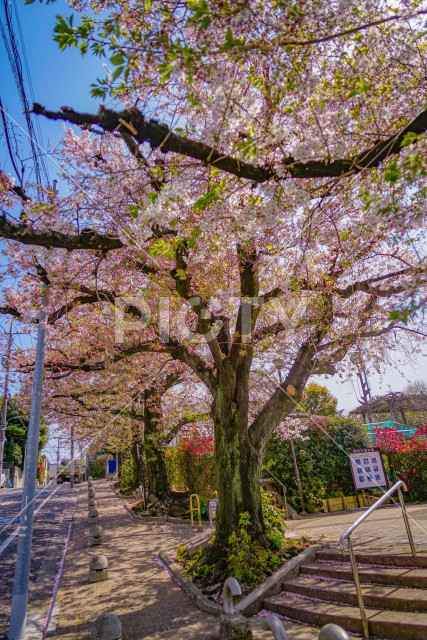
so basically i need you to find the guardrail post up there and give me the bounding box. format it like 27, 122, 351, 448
261, 615, 288, 639
318, 623, 351, 639
220, 578, 252, 639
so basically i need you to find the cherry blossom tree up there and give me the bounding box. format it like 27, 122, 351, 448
2, 0, 427, 552
38, 347, 210, 497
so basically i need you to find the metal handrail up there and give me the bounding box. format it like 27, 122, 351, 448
263, 467, 288, 502
339, 480, 416, 638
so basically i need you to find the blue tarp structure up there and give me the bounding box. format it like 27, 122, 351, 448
363, 419, 419, 441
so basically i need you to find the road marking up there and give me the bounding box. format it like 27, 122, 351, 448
0, 485, 62, 556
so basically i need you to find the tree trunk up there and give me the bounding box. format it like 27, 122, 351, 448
130, 438, 143, 490
213, 360, 266, 551
144, 388, 171, 501
145, 441, 170, 500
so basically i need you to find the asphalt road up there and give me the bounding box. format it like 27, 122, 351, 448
0, 484, 78, 639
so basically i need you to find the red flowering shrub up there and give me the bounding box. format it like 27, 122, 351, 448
373, 426, 427, 500
167, 428, 215, 498
373, 427, 406, 452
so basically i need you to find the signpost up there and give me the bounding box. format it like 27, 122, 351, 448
349, 448, 387, 495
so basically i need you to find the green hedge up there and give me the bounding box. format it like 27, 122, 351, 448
264, 417, 371, 512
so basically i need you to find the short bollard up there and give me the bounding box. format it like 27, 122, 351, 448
88, 508, 99, 524
261, 615, 289, 640
220, 577, 253, 640
89, 554, 109, 582
91, 612, 122, 640
89, 524, 104, 546
88, 481, 93, 488
88, 488, 96, 498
88, 497, 97, 508
318, 624, 351, 640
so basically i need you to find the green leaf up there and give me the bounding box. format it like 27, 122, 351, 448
222, 27, 235, 51
384, 160, 400, 185
110, 53, 125, 65
389, 308, 409, 324
147, 192, 159, 204
112, 65, 124, 81
400, 131, 419, 147
90, 86, 107, 99
127, 204, 139, 219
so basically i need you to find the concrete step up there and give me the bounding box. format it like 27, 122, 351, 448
284, 575, 427, 612
317, 548, 427, 568
263, 594, 427, 640
301, 562, 427, 588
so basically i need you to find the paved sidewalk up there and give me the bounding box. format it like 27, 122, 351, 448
288, 503, 427, 554
51, 482, 424, 639
48, 480, 219, 640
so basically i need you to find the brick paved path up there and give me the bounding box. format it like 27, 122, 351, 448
47, 481, 427, 640
47, 480, 220, 640
48, 480, 326, 640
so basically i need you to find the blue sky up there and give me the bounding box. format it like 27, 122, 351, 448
1, 0, 104, 187
1, 1, 426, 430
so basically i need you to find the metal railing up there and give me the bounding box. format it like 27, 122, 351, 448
339, 480, 416, 638
262, 467, 288, 512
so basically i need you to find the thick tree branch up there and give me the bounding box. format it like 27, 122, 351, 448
230, 244, 260, 363
171, 244, 225, 367
33, 102, 427, 182
0, 215, 123, 251
249, 294, 334, 447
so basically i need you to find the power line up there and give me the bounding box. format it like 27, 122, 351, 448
0, 0, 50, 191
10, 0, 48, 178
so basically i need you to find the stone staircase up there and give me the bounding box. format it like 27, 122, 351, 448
262, 547, 427, 639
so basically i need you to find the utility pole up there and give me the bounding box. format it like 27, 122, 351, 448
0, 322, 13, 489
56, 438, 61, 484
70, 424, 75, 489
8, 282, 48, 640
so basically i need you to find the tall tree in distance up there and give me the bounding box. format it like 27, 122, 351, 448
302, 383, 338, 416
404, 380, 427, 396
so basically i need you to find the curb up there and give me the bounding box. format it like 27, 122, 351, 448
157, 552, 223, 617
158, 542, 325, 620
236, 542, 325, 616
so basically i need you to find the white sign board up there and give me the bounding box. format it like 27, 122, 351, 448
350, 449, 387, 490
209, 498, 217, 529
